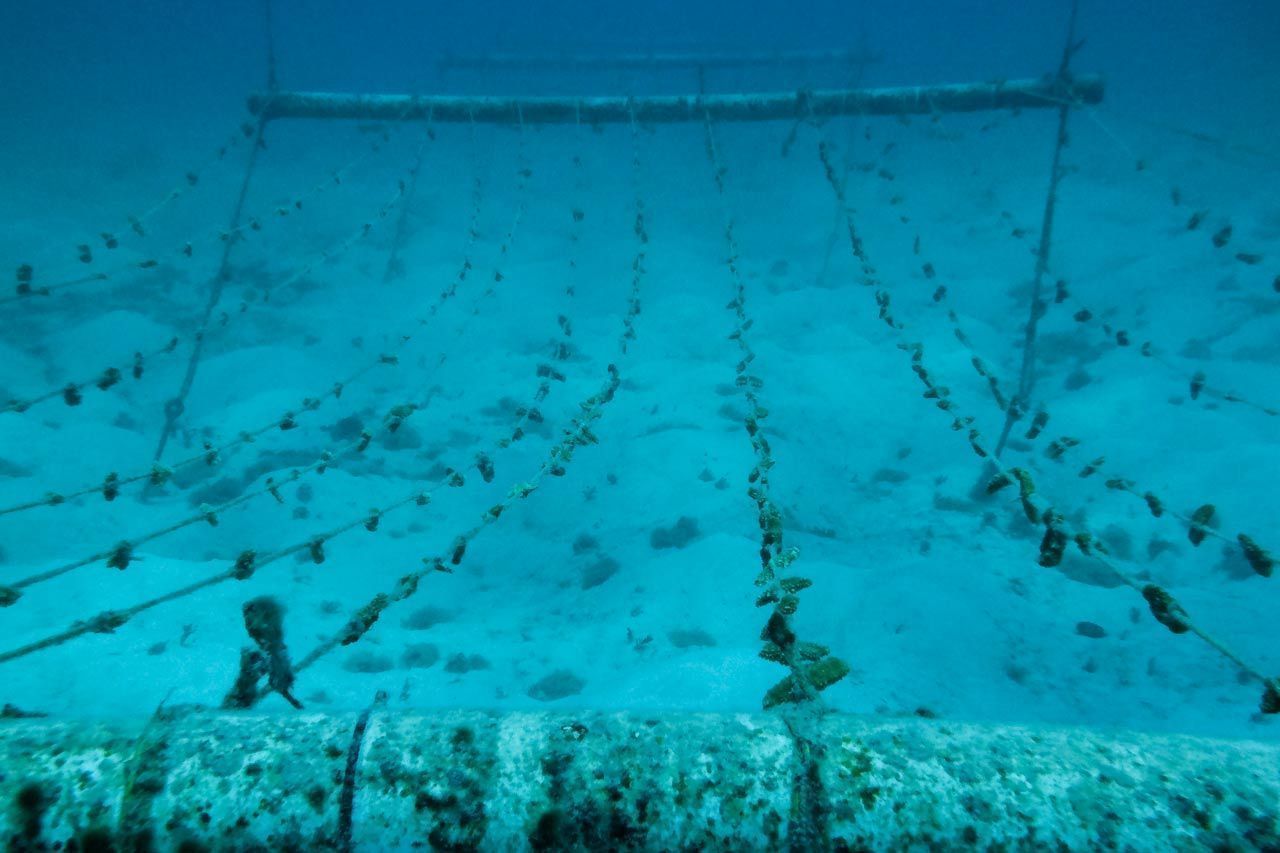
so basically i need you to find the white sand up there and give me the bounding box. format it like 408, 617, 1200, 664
0, 71, 1276, 743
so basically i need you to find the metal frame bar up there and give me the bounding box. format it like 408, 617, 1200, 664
248, 75, 1103, 124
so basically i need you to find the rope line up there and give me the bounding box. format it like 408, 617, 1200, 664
806, 120, 1279, 717
701, 100, 851, 711
260, 114, 649, 700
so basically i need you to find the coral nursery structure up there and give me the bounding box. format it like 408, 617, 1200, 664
1, 5, 1278, 847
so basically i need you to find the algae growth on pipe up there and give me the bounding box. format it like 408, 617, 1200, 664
1, 710, 1276, 849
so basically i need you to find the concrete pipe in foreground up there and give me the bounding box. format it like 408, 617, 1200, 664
1, 710, 1276, 850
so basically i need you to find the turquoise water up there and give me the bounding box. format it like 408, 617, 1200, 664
1, 0, 1277, 744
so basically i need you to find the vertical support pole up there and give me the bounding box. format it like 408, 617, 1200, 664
993, 0, 1083, 458
151, 0, 278, 461
152, 120, 268, 461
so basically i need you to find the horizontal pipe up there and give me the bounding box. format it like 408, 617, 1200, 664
1, 710, 1276, 849
247, 74, 1104, 125
437, 48, 884, 71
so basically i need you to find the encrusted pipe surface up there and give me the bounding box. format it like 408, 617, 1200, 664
247, 75, 1104, 125
1, 710, 1275, 850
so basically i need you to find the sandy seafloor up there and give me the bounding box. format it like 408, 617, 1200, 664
0, 63, 1277, 745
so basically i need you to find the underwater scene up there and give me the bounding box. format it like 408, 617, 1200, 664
1, 0, 1278, 848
